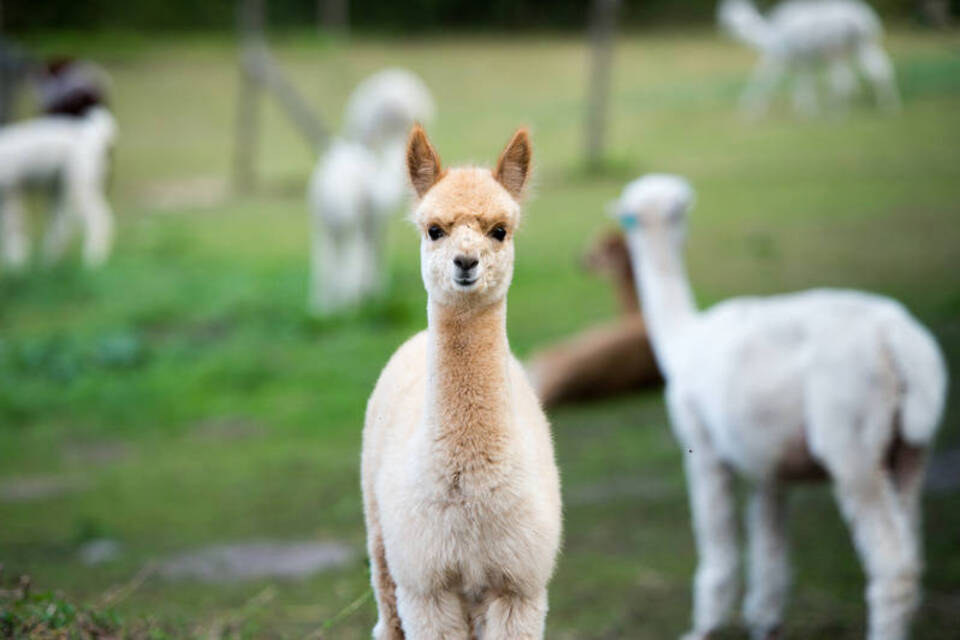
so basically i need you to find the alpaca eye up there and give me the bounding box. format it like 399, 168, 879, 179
489, 225, 507, 242
428, 225, 445, 241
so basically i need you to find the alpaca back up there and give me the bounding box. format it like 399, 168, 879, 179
676, 289, 945, 477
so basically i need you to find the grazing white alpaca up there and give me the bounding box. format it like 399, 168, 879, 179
718, 0, 901, 117
362, 126, 561, 639
614, 174, 947, 640
308, 69, 434, 315
0, 106, 117, 270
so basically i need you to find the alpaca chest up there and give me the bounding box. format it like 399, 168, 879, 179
380, 459, 557, 591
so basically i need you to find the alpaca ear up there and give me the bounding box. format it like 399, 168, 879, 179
494, 129, 532, 201
407, 124, 443, 198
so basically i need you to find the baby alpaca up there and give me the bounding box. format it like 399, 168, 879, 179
362, 126, 561, 639
526, 230, 661, 408
582, 229, 641, 315
614, 175, 946, 640
308, 69, 434, 315
526, 315, 660, 408
719, 0, 901, 117
0, 106, 117, 270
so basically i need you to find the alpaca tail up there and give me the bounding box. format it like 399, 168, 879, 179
884, 310, 948, 446
717, 0, 772, 52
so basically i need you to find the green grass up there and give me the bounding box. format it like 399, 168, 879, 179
2, 27, 960, 638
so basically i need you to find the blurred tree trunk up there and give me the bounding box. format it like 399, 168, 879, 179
917, 0, 951, 26
233, 0, 328, 193
233, 0, 264, 193
584, 0, 620, 170
319, 0, 349, 35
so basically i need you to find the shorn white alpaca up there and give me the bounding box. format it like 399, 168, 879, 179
0, 105, 117, 270
718, 0, 901, 117
308, 69, 434, 315
362, 126, 561, 639
614, 174, 946, 640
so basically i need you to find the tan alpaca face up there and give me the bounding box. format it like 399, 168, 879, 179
406, 126, 531, 307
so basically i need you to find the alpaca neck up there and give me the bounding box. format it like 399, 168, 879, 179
721, 0, 774, 53
613, 260, 641, 315
426, 298, 512, 465
627, 235, 697, 379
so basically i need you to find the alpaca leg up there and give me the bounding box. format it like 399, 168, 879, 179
742, 481, 790, 640
827, 59, 858, 113
740, 57, 784, 119
858, 43, 901, 112
358, 208, 386, 303
74, 187, 114, 267
832, 468, 920, 640
1, 191, 30, 270
314, 225, 348, 316
396, 587, 469, 639
792, 67, 819, 118
890, 444, 929, 568
368, 532, 404, 639
672, 400, 739, 639
808, 394, 920, 640
41, 191, 76, 265
483, 590, 548, 640
348, 227, 371, 307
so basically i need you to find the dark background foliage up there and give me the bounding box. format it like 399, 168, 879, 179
3, 0, 955, 32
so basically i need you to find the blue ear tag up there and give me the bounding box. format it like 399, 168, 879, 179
618, 214, 638, 230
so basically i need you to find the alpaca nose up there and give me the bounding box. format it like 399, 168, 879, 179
454, 255, 479, 272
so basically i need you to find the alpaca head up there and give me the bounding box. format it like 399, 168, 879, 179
406, 125, 531, 309
612, 174, 694, 260
583, 230, 632, 279
345, 69, 435, 150
717, 0, 771, 51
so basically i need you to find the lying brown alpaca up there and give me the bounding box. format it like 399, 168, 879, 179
526, 229, 662, 408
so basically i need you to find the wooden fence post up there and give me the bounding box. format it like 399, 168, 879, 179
584, 0, 620, 170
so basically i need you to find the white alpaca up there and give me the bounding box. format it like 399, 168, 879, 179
362, 126, 561, 639
0, 106, 117, 270
614, 174, 946, 640
718, 0, 901, 117
308, 69, 434, 315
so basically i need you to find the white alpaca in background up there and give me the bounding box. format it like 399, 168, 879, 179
308, 69, 434, 315
0, 106, 117, 270
718, 0, 901, 117
614, 174, 946, 640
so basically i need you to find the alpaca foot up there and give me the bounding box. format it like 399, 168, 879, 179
372, 619, 403, 640
750, 624, 782, 640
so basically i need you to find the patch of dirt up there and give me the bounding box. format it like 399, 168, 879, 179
0, 475, 88, 503
140, 177, 228, 211
158, 541, 355, 583
63, 440, 134, 466
189, 417, 265, 441
78, 539, 122, 566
